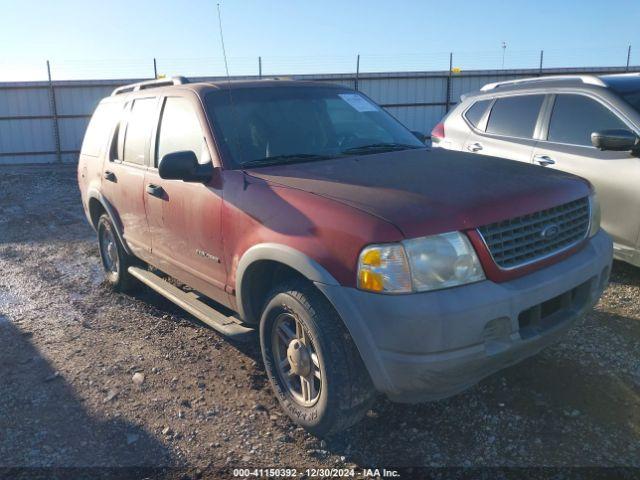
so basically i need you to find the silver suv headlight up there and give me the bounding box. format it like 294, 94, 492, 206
357, 231, 485, 293
588, 191, 601, 238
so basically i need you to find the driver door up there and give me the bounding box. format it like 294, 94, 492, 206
144, 94, 228, 306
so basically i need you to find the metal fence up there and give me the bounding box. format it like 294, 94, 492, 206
1, 63, 638, 165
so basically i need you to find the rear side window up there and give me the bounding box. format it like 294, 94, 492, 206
486, 95, 545, 139
123, 97, 157, 165
547, 94, 627, 146
156, 97, 208, 167
464, 99, 491, 128
81, 102, 122, 157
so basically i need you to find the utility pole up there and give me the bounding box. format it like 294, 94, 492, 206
355, 54, 360, 91
258, 56, 262, 78
46, 60, 62, 164
153, 58, 158, 79
501, 41, 507, 69
539, 50, 544, 75
445, 52, 453, 113
626, 45, 632, 72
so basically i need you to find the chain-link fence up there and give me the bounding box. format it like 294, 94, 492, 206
0, 46, 635, 82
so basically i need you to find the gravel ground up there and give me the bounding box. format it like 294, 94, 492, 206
0, 165, 639, 478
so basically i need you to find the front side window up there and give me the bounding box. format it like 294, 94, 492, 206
204, 87, 424, 168
156, 97, 209, 167
464, 99, 491, 129
123, 97, 157, 165
547, 94, 627, 147
486, 95, 545, 139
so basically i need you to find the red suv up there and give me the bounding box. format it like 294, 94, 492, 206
78, 76, 612, 435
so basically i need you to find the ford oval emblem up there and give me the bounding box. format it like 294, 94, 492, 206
541, 224, 560, 240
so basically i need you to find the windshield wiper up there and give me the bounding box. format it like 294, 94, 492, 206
240, 153, 338, 168
341, 143, 423, 155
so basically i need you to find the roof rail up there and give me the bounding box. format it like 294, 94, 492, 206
480, 74, 606, 92
111, 76, 189, 96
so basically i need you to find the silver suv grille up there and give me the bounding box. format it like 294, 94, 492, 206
477, 197, 590, 269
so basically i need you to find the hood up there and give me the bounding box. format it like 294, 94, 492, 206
245, 148, 591, 239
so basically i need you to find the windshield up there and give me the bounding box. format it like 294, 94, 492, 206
204, 86, 425, 168
622, 91, 640, 113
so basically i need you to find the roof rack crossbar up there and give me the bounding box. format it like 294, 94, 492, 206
111, 76, 189, 96
480, 74, 607, 92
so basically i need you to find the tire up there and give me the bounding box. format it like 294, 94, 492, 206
97, 214, 139, 293
260, 279, 376, 436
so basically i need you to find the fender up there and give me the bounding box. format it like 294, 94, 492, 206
235, 243, 339, 323
86, 188, 134, 256
235, 243, 394, 393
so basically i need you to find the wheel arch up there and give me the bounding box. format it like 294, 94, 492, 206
235, 244, 340, 324
86, 189, 133, 256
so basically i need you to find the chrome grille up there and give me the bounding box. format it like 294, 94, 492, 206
477, 197, 590, 269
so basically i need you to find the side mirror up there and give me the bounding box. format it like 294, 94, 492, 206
411, 131, 427, 143
591, 129, 639, 152
159, 151, 213, 182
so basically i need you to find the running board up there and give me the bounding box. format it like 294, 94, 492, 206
128, 266, 255, 342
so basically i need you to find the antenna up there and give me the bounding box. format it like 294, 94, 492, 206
216, 3, 232, 85
215, 3, 243, 164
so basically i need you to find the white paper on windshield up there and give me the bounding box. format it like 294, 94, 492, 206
338, 93, 378, 112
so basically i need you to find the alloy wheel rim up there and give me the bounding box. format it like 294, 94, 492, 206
99, 224, 119, 275
271, 312, 322, 407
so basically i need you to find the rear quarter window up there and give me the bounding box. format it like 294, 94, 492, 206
463, 99, 491, 128
80, 102, 122, 157
486, 95, 545, 139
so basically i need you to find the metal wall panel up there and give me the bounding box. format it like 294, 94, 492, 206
359, 77, 446, 105
450, 74, 525, 102
59, 117, 91, 151
1, 66, 637, 164
55, 86, 113, 116
0, 118, 55, 152
385, 105, 446, 133
0, 87, 51, 117
0, 153, 57, 165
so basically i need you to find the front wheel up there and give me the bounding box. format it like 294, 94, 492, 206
260, 280, 375, 436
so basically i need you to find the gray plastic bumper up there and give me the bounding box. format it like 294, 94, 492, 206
315, 230, 613, 403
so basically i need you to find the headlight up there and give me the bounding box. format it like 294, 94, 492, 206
588, 191, 601, 238
403, 232, 485, 291
357, 232, 485, 294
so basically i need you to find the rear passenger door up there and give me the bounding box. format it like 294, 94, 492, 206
100, 96, 158, 259
143, 95, 228, 306
463, 94, 545, 163
532, 93, 640, 254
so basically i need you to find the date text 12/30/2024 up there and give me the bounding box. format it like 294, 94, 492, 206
232, 468, 401, 478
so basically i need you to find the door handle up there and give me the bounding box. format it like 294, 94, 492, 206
103, 170, 116, 182
146, 184, 165, 198
467, 142, 483, 152
534, 154, 556, 166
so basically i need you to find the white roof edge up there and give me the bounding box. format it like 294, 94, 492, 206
480, 75, 607, 92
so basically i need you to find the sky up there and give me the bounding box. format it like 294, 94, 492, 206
1, 0, 639, 81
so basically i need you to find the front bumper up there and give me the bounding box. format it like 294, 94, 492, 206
315, 230, 612, 403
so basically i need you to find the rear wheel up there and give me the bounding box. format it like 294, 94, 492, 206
260, 279, 376, 436
97, 214, 138, 292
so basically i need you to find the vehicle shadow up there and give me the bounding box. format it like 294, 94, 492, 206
609, 259, 640, 288
0, 315, 176, 477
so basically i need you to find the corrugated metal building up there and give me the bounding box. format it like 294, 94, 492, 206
0, 66, 635, 165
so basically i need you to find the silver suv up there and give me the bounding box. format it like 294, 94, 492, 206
433, 73, 640, 267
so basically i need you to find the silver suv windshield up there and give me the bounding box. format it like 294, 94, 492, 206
205, 86, 425, 168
